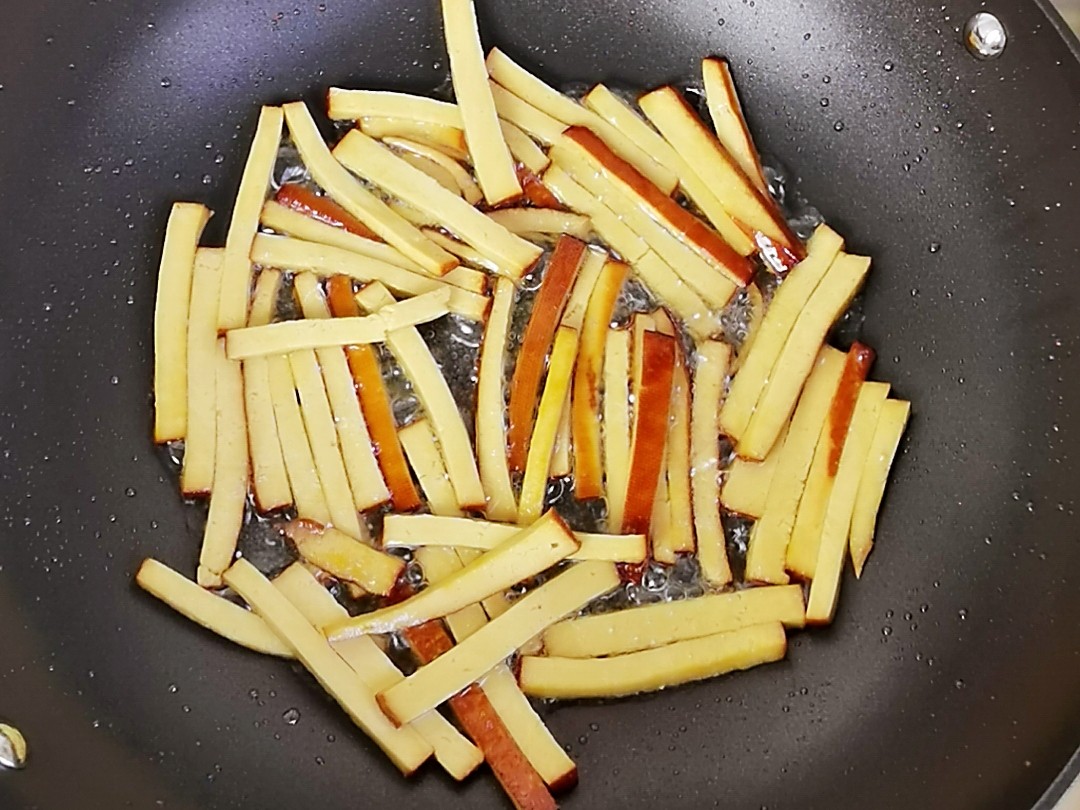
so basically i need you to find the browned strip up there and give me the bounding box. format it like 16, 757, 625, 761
506, 235, 587, 472
827, 342, 876, 476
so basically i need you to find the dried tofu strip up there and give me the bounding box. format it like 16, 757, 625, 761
334, 130, 542, 278
197, 340, 249, 588
359, 116, 470, 161
398, 419, 465, 518
421, 228, 501, 274
541, 167, 714, 336
806, 382, 889, 624
244, 270, 292, 512
286, 520, 403, 596
519, 327, 580, 524
621, 329, 676, 535
487, 208, 591, 240
721, 225, 844, 441
154, 202, 211, 442
266, 353, 331, 525
357, 283, 487, 511
283, 101, 457, 276
744, 348, 846, 584
655, 356, 694, 562
500, 120, 551, 173
252, 233, 488, 322
331, 513, 578, 638
223, 559, 432, 775
489, 82, 568, 145
225, 289, 449, 359
721, 424, 789, 518
396, 149, 462, 194
376, 561, 620, 726
739, 252, 872, 459
701, 57, 769, 195
218, 106, 284, 331
520, 623, 787, 700
475, 278, 518, 521
416, 548, 577, 790
550, 392, 573, 479
638, 87, 801, 257
288, 349, 364, 539
850, 398, 910, 577
181, 248, 223, 496
441, 0, 522, 205
554, 130, 749, 293
603, 329, 633, 531
273, 564, 481, 780
486, 49, 677, 193
559, 248, 606, 331
383, 514, 646, 564
261, 201, 424, 276
543, 585, 804, 658
383, 137, 483, 205
572, 259, 627, 500
692, 341, 732, 586
327, 89, 462, 126
581, 85, 754, 256
506, 236, 587, 472
136, 559, 292, 658
294, 273, 390, 510
325, 276, 422, 512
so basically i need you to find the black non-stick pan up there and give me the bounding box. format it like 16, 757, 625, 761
2, 1, 1079, 808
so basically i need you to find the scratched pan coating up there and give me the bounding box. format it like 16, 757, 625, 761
1, 1, 1079, 808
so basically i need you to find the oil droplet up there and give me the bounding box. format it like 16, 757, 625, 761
820, 98, 829, 107
964, 13, 1007, 60
167, 683, 178, 694
125, 487, 136, 497
833, 120, 845, 132
160, 78, 172, 88
0, 724, 28, 769
202, 174, 213, 185
954, 679, 966, 689
882, 626, 893, 637
928, 242, 941, 253
282, 707, 301, 725
883, 60, 895, 71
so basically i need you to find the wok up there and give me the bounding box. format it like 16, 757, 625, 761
1, 1, 1079, 808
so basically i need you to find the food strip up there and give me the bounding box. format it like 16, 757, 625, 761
224, 559, 433, 775
720, 225, 843, 440
224, 288, 450, 359
521, 623, 788, 699
701, 57, 770, 194
243, 269, 293, 512
286, 520, 403, 596
218, 106, 284, 331
850, 398, 911, 577
397, 419, 465, 518
294, 273, 390, 510
506, 236, 587, 471
266, 353, 332, 525
274, 563, 482, 781
543, 585, 805, 658
136, 559, 292, 657
377, 560, 620, 726
739, 251, 872, 460
744, 347, 846, 584
581, 84, 754, 256
440, 0, 522, 205
518, 326, 580, 524
486, 48, 677, 192
283, 101, 457, 276
383, 514, 647, 563
721, 423, 789, 518
331, 513, 578, 638
475, 277, 518, 522
806, 382, 889, 623
357, 283, 487, 511
333, 130, 541, 278
691, 341, 733, 586
154, 202, 211, 443
180, 248, 223, 496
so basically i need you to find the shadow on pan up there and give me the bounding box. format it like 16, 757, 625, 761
0, 1, 1078, 808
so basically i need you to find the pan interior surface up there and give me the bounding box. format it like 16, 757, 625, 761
0, 1, 1078, 808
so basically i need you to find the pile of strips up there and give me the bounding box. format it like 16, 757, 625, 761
138, 0, 910, 806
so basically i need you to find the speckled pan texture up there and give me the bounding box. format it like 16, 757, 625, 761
0, 1, 1078, 809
